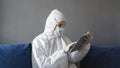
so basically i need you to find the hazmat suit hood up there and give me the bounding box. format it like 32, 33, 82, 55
44, 9, 66, 33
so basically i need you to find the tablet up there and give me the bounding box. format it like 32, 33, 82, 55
68, 32, 92, 53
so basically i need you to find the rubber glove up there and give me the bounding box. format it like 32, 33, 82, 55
64, 42, 76, 53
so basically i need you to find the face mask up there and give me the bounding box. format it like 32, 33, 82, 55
54, 28, 64, 37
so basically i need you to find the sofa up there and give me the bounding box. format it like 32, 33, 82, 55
0, 43, 120, 68
81, 45, 120, 68
0, 43, 32, 68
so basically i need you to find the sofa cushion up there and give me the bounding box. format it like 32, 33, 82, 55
81, 45, 120, 68
0, 43, 32, 68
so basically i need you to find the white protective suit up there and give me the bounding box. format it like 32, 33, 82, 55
32, 9, 90, 68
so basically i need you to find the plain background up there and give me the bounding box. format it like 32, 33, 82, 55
0, 0, 120, 46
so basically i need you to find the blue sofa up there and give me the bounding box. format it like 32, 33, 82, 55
0, 43, 120, 68
81, 45, 120, 68
0, 43, 32, 68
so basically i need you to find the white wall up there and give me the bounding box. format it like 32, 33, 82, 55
0, 0, 120, 45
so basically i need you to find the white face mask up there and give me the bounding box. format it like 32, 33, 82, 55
54, 28, 64, 37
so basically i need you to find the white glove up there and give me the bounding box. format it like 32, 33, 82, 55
64, 42, 77, 53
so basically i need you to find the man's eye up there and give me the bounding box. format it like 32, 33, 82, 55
59, 24, 62, 26
58, 24, 62, 27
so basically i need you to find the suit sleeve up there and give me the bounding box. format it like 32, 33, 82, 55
68, 43, 91, 63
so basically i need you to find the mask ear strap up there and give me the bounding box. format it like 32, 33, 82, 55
54, 25, 57, 31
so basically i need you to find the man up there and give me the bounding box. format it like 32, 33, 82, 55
32, 9, 91, 68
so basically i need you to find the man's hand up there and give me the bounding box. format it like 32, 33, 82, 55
64, 42, 77, 53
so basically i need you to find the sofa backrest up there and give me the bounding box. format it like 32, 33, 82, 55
0, 43, 32, 68
80, 45, 120, 68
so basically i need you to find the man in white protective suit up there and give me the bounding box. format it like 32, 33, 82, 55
32, 9, 91, 68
